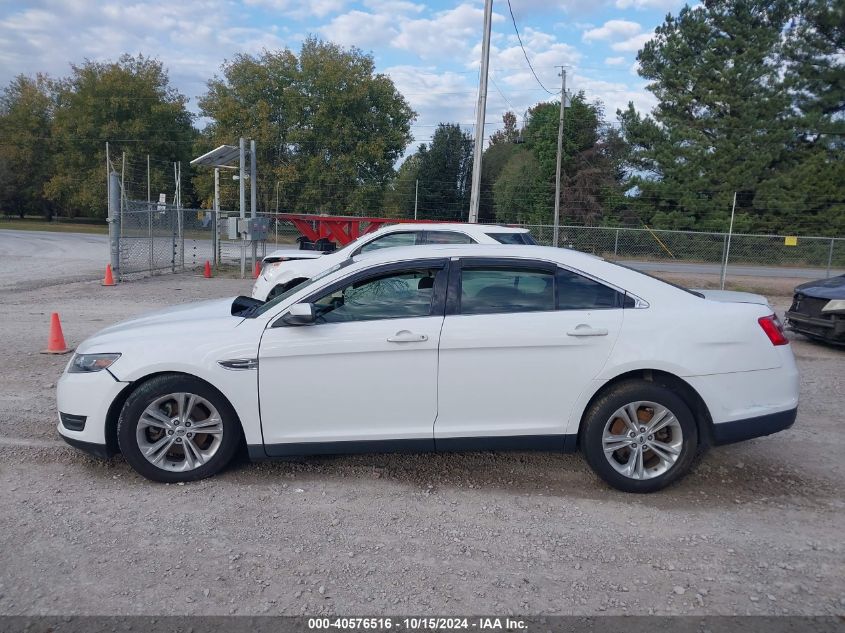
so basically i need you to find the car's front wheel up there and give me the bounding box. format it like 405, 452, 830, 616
581, 380, 698, 493
117, 374, 241, 483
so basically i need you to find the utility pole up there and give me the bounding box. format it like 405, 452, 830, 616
250, 139, 257, 272
468, 0, 493, 224
720, 192, 737, 290
414, 179, 419, 220
553, 68, 567, 248
146, 154, 150, 204
239, 137, 246, 278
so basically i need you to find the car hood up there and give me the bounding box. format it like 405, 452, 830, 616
78, 297, 242, 352
263, 248, 324, 262
793, 274, 845, 300
692, 289, 771, 307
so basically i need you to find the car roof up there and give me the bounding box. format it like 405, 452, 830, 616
376, 223, 529, 235
353, 243, 599, 266
346, 244, 693, 306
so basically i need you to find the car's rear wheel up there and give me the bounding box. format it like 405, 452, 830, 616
581, 380, 698, 493
117, 374, 241, 483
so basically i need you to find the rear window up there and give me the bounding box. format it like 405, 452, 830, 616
487, 232, 537, 245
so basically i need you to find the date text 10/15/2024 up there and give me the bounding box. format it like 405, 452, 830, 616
307, 617, 528, 630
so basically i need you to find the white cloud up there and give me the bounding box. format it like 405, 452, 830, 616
615, 0, 680, 9
581, 19, 653, 53
319, 11, 399, 48
390, 3, 505, 60
362, 0, 424, 13
611, 32, 653, 52
243, 0, 346, 19
605, 56, 626, 66
583, 20, 642, 42
0, 1, 289, 113
571, 73, 656, 116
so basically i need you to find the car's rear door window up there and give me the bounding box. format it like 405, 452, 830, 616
424, 231, 475, 245
556, 268, 625, 310
460, 267, 555, 315
486, 232, 537, 245
357, 231, 420, 254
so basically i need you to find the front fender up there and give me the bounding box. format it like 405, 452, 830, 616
109, 330, 264, 446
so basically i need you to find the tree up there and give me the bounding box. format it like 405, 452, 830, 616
492, 148, 544, 224
479, 139, 520, 222
617, 0, 845, 234
413, 123, 473, 220
478, 112, 521, 222
46, 55, 194, 218
0, 75, 55, 218
383, 154, 420, 218
198, 38, 416, 215
518, 95, 622, 225
488, 111, 519, 146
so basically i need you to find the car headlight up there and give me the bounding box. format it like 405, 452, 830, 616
821, 299, 845, 314
68, 353, 121, 373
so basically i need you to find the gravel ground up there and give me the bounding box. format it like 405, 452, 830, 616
0, 267, 843, 617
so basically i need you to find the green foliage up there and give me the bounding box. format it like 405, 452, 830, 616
46, 55, 194, 218
413, 123, 473, 220
492, 148, 545, 224
484, 98, 624, 226
197, 38, 415, 215
479, 140, 520, 222
0, 75, 54, 218
618, 0, 845, 235
488, 111, 518, 146
383, 154, 420, 218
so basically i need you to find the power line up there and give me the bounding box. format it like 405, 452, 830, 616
505, 0, 557, 97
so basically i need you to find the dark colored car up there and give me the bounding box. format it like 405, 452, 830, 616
785, 274, 845, 345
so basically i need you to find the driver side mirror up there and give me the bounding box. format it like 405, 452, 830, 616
281, 302, 316, 326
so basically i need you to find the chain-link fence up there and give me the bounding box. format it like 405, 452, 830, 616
116, 202, 845, 281
119, 201, 223, 278
118, 203, 291, 279
526, 225, 844, 274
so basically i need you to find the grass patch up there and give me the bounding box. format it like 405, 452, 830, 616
1, 218, 108, 234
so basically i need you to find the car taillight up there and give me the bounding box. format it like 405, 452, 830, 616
758, 314, 789, 346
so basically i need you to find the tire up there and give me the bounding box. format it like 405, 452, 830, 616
117, 374, 242, 483
580, 380, 698, 493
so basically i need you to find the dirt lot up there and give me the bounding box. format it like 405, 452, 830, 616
0, 265, 843, 617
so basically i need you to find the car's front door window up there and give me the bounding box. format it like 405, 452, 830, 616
313, 268, 441, 323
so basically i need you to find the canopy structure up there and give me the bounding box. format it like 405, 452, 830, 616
190, 145, 243, 170
190, 139, 258, 278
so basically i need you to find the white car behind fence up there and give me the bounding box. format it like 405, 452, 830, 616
252, 223, 537, 301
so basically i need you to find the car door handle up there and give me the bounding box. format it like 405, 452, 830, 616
567, 325, 609, 337
387, 330, 429, 343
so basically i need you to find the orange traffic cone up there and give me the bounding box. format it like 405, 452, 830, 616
204, 260, 212, 278
42, 312, 71, 355
253, 261, 262, 279
102, 264, 116, 286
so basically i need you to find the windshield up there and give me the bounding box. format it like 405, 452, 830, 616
250, 260, 352, 317
487, 232, 537, 245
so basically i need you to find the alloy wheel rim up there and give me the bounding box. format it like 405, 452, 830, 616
602, 401, 683, 481
136, 392, 223, 472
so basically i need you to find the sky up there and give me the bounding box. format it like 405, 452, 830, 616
0, 0, 687, 151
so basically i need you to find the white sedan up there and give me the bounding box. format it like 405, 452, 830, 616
252, 222, 536, 301
57, 244, 799, 493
